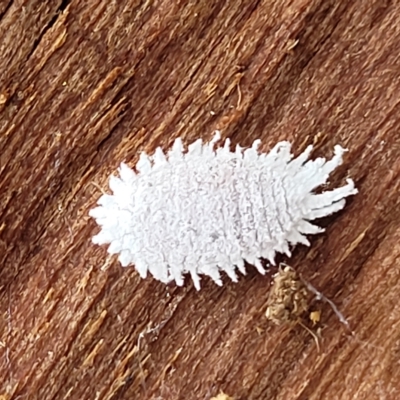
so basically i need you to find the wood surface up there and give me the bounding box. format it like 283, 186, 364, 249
1, 1, 399, 399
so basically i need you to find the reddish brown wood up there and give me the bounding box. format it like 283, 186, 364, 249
1, 1, 399, 399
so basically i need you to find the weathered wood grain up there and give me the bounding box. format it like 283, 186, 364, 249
0, 0, 399, 399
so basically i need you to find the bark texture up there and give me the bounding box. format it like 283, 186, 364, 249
1, 1, 399, 399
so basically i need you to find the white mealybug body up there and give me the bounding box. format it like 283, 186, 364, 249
90, 132, 357, 290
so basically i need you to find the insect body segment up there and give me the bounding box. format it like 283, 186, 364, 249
90, 133, 357, 289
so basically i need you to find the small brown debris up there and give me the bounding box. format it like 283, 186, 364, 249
265, 264, 321, 351
265, 264, 309, 325
0, 92, 8, 105
310, 310, 321, 325
211, 392, 234, 400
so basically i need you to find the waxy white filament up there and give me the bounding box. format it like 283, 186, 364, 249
90, 132, 357, 290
